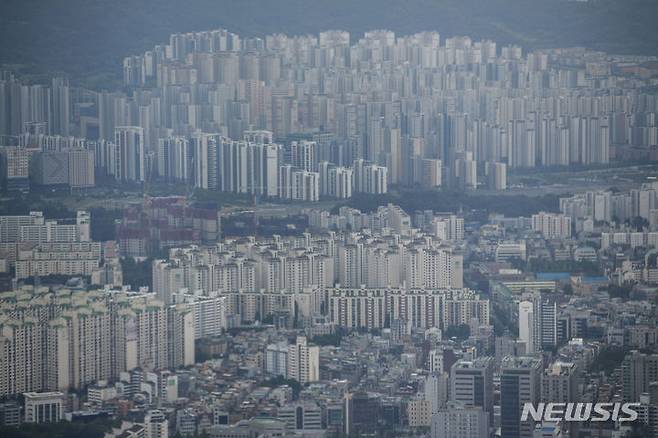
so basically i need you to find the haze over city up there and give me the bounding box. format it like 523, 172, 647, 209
0, 1, 657, 438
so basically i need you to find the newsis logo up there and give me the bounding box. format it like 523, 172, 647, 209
521, 402, 641, 423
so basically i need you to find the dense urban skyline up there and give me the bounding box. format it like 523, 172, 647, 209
1, 3, 658, 438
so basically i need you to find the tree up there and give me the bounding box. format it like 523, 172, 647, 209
629, 216, 649, 231
90, 208, 121, 241
261, 376, 302, 399
509, 258, 526, 271
563, 284, 573, 295
0, 418, 117, 438
607, 284, 633, 300
590, 346, 628, 375
311, 332, 344, 347
445, 324, 470, 340
120, 257, 153, 289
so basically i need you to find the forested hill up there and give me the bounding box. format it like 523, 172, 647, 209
1, 0, 657, 86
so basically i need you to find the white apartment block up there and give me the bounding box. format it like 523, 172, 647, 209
433, 215, 465, 242
287, 336, 319, 384
152, 259, 185, 304
327, 166, 354, 199
2, 210, 90, 244
279, 165, 320, 202
531, 212, 572, 239
23, 392, 65, 424
601, 231, 658, 250
0, 287, 193, 397
495, 241, 527, 262
15, 241, 101, 279
114, 126, 145, 182
155, 227, 469, 325
145, 409, 169, 438
167, 304, 196, 368
325, 287, 489, 331
362, 164, 388, 194
173, 294, 227, 339
0, 211, 45, 242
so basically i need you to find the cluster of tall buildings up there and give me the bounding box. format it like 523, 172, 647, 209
0, 210, 90, 243
265, 336, 320, 384
0, 286, 194, 397
151, 222, 470, 331
0, 75, 71, 137
3, 23, 658, 438
4, 124, 390, 199
306, 205, 463, 239
0, 211, 109, 281
152, 223, 464, 296
560, 182, 658, 227
7, 27, 658, 195
112, 29, 636, 173
531, 212, 572, 239
325, 287, 488, 332
0, 131, 95, 192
